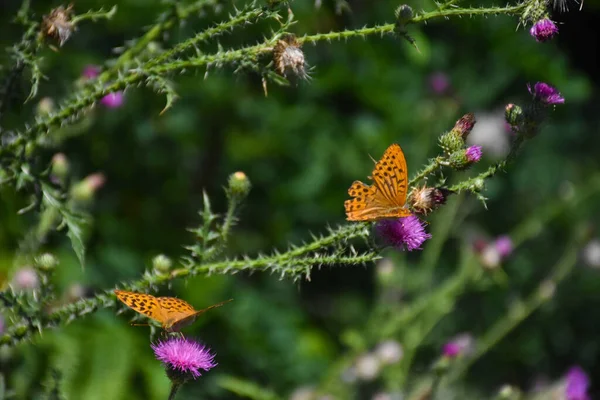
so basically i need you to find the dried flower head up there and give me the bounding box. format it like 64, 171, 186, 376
42, 4, 75, 46
530, 19, 558, 42
273, 34, 308, 80
375, 215, 432, 251
452, 113, 476, 140
409, 186, 452, 215
565, 366, 590, 400
528, 82, 565, 105
152, 337, 216, 383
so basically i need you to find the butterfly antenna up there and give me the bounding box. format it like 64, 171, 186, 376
130, 323, 150, 327
368, 153, 377, 164
195, 298, 234, 315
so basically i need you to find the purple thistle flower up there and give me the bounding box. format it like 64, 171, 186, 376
82, 65, 100, 80
375, 215, 431, 251
495, 235, 513, 258
100, 92, 124, 108
442, 333, 474, 358
565, 366, 590, 400
152, 337, 216, 379
530, 19, 558, 42
465, 145, 482, 163
429, 72, 450, 95
528, 82, 565, 105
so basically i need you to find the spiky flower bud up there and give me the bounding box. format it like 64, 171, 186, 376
449, 146, 482, 170
71, 173, 106, 202
439, 131, 464, 155
36, 253, 59, 271
505, 103, 524, 132
153, 254, 173, 273
530, 18, 558, 42
409, 186, 453, 215
395, 5, 414, 24
51, 153, 69, 182
227, 171, 251, 200
41, 4, 75, 46
37, 97, 55, 116
451, 113, 476, 140
273, 34, 308, 81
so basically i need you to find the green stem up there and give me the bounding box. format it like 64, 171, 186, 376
168, 383, 181, 400
408, 156, 447, 186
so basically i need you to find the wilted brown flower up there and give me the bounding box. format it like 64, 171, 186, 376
409, 186, 452, 215
273, 34, 308, 80
42, 4, 75, 47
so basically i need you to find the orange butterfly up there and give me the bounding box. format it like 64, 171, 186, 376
345, 143, 412, 221
114, 289, 232, 332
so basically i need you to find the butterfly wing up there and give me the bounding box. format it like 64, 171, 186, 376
164, 298, 233, 332
371, 144, 410, 207
345, 144, 412, 221
157, 297, 198, 331
114, 290, 163, 324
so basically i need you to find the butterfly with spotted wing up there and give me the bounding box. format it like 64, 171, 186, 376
345, 143, 412, 221
114, 289, 232, 332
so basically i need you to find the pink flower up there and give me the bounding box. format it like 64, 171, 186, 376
565, 366, 590, 400
442, 333, 474, 358
152, 337, 216, 379
82, 65, 100, 80
530, 19, 558, 42
375, 215, 432, 251
100, 92, 124, 108
429, 72, 450, 95
465, 145, 482, 163
12, 267, 40, 290
495, 235, 513, 258
528, 82, 565, 105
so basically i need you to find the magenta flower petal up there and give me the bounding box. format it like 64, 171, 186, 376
495, 235, 513, 258
100, 92, 124, 108
82, 65, 100, 80
442, 333, 474, 358
566, 366, 590, 400
375, 215, 431, 251
530, 19, 558, 42
465, 145, 482, 163
152, 337, 216, 379
528, 82, 565, 105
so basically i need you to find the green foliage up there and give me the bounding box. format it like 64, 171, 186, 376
0, 0, 598, 399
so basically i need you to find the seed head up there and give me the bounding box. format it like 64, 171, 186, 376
42, 4, 75, 46
273, 35, 308, 81
409, 186, 452, 215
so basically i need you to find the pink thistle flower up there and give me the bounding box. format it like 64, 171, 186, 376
465, 145, 482, 163
528, 82, 565, 105
530, 19, 558, 42
429, 72, 450, 95
82, 65, 100, 80
565, 366, 590, 400
152, 337, 216, 380
442, 333, 474, 358
100, 92, 124, 108
375, 215, 432, 251
495, 235, 513, 258
12, 267, 40, 291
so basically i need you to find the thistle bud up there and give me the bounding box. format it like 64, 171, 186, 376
152, 254, 172, 273
71, 173, 106, 202
37, 97, 55, 116
227, 171, 251, 200
451, 113, 476, 140
41, 4, 75, 46
439, 131, 464, 155
395, 5, 414, 24
36, 253, 59, 271
273, 34, 308, 81
505, 103, 524, 132
449, 146, 482, 170
409, 186, 453, 215
51, 153, 69, 184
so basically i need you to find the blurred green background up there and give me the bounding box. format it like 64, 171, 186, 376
1, 0, 600, 398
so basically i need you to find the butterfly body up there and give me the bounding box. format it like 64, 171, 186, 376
345, 143, 412, 221
114, 290, 232, 332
